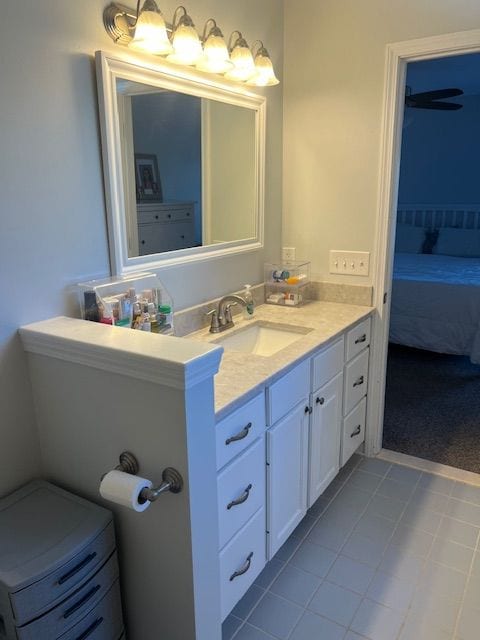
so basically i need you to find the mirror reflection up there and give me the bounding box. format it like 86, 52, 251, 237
116, 79, 257, 258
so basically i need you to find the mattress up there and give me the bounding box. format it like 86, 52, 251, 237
390, 253, 480, 363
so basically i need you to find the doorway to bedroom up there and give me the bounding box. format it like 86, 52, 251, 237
381, 53, 480, 473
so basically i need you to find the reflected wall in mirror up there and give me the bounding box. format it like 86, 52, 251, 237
96, 51, 266, 274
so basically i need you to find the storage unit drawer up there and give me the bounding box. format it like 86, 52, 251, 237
17, 553, 119, 640
311, 337, 344, 391
345, 317, 371, 362
267, 359, 309, 426
217, 438, 265, 549
10, 523, 116, 625
57, 579, 123, 640
342, 397, 367, 466
219, 509, 266, 621
344, 348, 369, 415
216, 393, 266, 470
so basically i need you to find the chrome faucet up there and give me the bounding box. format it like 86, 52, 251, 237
208, 294, 247, 333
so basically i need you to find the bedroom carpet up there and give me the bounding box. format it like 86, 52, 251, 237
383, 344, 480, 474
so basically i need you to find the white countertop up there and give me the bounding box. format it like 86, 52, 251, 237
187, 301, 374, 420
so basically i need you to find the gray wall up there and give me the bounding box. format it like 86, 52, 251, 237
0, 0, 283, 497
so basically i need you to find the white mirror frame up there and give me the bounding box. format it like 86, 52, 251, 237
95, 50, 266, 275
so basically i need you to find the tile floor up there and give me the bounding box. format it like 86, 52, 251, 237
222, 454, 480, 640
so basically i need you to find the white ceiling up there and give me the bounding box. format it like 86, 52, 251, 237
406, 52, 480, 97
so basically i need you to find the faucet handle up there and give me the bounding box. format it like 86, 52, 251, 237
206, 308, 221, 333
224, 302, 237, 324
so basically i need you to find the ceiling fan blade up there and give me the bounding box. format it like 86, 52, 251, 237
409, 88, 464, 101
409, 101, 463, 110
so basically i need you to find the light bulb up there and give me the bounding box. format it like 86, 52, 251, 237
197, 27, 233, 74
225, 37, 256, 81
247, 47, 280, 86
129, 2, 172, 55
167, 14, 202, 65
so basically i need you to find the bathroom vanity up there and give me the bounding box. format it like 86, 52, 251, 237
20, 300, 372, 639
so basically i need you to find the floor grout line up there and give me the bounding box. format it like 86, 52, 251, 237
451, 516, 480, 639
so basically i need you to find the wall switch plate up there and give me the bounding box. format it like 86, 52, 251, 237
329, 251, 370, 276
282, 247, 296, 262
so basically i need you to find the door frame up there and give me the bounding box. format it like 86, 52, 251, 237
366, 28, 480, 456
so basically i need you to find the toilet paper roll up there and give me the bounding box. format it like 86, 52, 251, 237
99, 470, 153, 512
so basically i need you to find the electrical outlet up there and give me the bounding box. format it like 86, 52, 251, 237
282, 247, 296, 262
329, 251, 370, 276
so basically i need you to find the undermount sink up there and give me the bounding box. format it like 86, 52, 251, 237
212, 321, 313, 357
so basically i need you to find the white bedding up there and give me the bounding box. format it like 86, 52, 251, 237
390, 253, 480, 363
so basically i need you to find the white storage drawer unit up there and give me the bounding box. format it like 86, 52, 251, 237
216, 393, 265, 470
0, 480, 123, 640
311, 337, 344, 391
219, 509, 265, 621
342, 397, 367, 466
346, 317, 371, 362
217, 438, 265, 549
267, 359, 310, 425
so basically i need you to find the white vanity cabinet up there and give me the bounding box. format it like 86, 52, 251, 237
266, 360, 310, 558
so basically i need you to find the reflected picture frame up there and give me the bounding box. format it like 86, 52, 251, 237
134, 153, 163, 202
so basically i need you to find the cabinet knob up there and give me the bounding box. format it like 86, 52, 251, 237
316, 397, 325, 405
305, 406, 312, 415
355, 334, 367, 345
180, 235, 185, 239
353, 375, 364, 388
155, 215, 159, 219
350, 425, 362, 438
141, 240, 145, 245
167, 214, 171, 218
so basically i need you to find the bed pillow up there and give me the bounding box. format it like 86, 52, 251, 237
434, 227, 480, 258
394, 223, 425, 253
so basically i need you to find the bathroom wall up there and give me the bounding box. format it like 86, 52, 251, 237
0, 0, 283, 497
399, 94, 480, 204
282, 0, 480, 284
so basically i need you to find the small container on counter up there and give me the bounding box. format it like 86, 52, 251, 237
264, 260, 311, 307
78, 271, 174, 335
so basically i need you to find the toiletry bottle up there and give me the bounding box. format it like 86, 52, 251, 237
243, 285, 255, 319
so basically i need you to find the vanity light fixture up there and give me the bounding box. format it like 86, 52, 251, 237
129, 0, 172, 55
225, 31, 256, 82
196, 19, 233, 74
167, 6, 202, 65
102, 2, 280, 86
247, 42, 280, 87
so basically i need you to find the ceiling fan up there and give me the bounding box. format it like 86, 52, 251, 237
405, 86, 464, 110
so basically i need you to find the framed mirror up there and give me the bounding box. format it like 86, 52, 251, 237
95, 51, 266, 275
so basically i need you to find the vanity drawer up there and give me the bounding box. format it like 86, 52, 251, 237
10, 522, 116, 625
344, 348, 369, 415
311, 337, 344, 391
216, 393, 266, 470
345, 317, 371, 362
219, 508, 266, 621
267, 359, 309, 426
17, 553, 119, 640
57, 579, 123, 640
217, 438, 265, 549
341, 397, 367, 467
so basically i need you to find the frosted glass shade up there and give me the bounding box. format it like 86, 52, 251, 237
247, 51, 280, 86
167, 23, 202, 65
225, 42, 256, 81
129, 9, 172, 55
196, 33, 233, 73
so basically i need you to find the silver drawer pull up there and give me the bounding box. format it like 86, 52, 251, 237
351, 425, 362, 438
353, 375, 364, 388
225, 423, 252, 445
227, 484, 252, 510
355, 334, 367, 344
229, 552, 253, 581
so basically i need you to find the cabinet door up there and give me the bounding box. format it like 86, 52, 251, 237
308, 373, 343, 508
267, 401, 309, 559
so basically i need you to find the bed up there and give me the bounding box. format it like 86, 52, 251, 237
390, 205, 480, 364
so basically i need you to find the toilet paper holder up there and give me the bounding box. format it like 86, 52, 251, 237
110, 451, 183, 502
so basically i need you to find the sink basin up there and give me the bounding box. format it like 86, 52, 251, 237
213, 322, 313, 357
